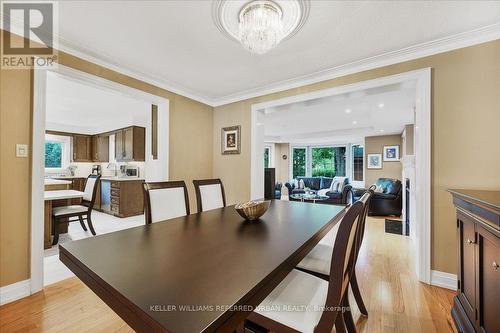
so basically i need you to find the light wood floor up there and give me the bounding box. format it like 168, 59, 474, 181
0, 217, 456, 333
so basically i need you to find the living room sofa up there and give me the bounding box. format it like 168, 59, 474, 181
285, 176, 352, 205
354, 178, 402, 216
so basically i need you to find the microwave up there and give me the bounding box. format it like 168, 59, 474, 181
125, 166, 139, 177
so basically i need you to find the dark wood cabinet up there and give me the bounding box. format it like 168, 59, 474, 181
108, 180, 144, 218
449, 190, 499, 333
115, 126, 145, 162
91, 135, 109, 162
72, 135, 92, 162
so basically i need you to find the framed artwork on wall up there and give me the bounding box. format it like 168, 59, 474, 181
367, 153, 382, 169
383, 145, 400, 161
221, 125, 241, 155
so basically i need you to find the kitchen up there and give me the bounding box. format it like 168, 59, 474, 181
42, 70, 166, 285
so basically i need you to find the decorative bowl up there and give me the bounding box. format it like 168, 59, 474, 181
234, 200, 270, 221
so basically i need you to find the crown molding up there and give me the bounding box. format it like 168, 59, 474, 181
211, 22, 500, 106
3, 16, 499, 107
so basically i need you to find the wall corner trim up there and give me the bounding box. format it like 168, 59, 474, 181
430, 270, 457, 290
0, 279, 31, 305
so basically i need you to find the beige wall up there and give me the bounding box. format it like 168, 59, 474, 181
274, 143, 290, 184
213, 40, 500, 274
365, 135, 403, 186
403, 124, 414, 156
0, 31, 213, 287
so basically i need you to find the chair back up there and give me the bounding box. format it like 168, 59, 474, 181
192, 179, 226, 213
82, 175, 101, 210
314, 200, 365, 333
143, 181, 190, 224
354, 189, 374, 263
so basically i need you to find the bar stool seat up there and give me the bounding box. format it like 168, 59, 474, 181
53, 205, 88, 216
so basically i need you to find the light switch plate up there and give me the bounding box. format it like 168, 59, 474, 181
16, 144, 28, 157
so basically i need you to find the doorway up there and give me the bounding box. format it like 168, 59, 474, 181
31, 63, 170, 293
249, 68, 431, 283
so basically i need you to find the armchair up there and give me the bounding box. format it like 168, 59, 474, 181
357, 178, 402, 216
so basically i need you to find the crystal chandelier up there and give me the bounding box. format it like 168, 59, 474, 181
238, 0, 284, 54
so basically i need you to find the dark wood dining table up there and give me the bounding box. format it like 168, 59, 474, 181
59, 200, 346, 333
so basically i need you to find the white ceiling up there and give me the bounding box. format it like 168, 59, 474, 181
46, 72, 150, 134
50, 1, 500, 105
264, 82, 415, 144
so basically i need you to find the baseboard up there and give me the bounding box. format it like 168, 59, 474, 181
0, 279, 31, 305
430, 270, 457, 290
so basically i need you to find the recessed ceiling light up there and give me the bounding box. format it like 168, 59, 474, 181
345, 108, 351, 113
379, 129, 385, 132
352, 120, 357, 125
378, 103, 385, 108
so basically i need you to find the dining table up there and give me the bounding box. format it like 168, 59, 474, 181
44, 190, 85, 248
59, 199, 347, 333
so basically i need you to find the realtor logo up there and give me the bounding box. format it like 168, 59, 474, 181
1, 1, 58, 68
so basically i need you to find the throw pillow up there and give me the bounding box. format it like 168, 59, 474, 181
374, 185, 384, 193
329, 181, 341, 193
298, 179, 305, 189
292, 179, 299, 189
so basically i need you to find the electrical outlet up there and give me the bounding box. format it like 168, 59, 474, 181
16, 144, 28, 157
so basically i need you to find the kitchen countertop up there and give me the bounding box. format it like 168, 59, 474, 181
44, 179, 72, 185
100, 177, 145, 182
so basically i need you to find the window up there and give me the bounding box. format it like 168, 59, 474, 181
45, 134, 70, 169
45, 141, 63, 168
264, 147, 270, 168
292, 147, 306, 178
352, 144, 364, 181
311, 147, 346, 177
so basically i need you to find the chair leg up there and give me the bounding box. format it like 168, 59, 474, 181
52, 217, 60, 245
343, 293, 357, 333
78, 215, 88, 232
86, 213, 96, 236
335, 309, 347, 333
351, 270, 368, 316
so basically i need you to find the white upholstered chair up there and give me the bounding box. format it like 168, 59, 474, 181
246, 200, 365, 333
192, 179, 226, 213
143, 181, 190, 224
51, 174, 100, 245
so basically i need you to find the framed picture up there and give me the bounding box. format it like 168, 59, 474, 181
367, 153, 382, 169
221, 125, 241, 155
383, 145, 400, 161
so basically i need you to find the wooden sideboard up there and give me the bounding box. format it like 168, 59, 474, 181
449, 189, 499, 333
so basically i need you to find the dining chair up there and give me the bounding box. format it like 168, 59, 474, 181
295, 190, 374, 332
245, 200, 365, 333
192, 178, 226, 213
51, 174, 101, 245
143, 181, 190, 224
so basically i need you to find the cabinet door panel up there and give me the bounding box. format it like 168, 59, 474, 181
478, 226, 499, 333
73, 135, 92, 161
115, 130, 124, 161
123, 127, 134, 160
458, 214, 476, 319
97, 135, 109, 162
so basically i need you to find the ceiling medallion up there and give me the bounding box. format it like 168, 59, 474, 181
213, 0, 310, 55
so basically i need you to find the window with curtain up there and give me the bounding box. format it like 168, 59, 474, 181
311, 147, 346, 177
352, 144, 364, 181
292, 148, 306, 178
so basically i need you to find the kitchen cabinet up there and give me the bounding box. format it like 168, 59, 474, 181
449, 190, 499, 333
115, 126, 145, 162
91, 135, 109, 162
101, 179, 144, 217
72, 135, 92, 162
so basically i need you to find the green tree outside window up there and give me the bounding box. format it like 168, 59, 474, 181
45, 141, 62, 168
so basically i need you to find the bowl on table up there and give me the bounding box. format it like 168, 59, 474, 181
234, 200, 270, 221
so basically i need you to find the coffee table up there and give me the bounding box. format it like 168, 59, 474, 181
289, 193, 329, 203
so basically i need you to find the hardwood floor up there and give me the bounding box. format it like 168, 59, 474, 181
0, 216, 456, 333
